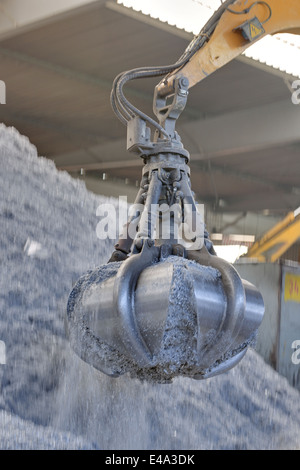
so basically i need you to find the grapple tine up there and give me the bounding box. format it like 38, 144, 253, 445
112, 240, 160, 367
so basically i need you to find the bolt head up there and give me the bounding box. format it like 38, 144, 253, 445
179, 77, 189, 89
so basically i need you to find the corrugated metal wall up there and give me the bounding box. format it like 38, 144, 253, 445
235, 261, 300, 390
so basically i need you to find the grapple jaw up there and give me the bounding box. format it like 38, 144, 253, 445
66, 240, 264, 383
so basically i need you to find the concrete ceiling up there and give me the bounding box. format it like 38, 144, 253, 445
0, 0, 300, 217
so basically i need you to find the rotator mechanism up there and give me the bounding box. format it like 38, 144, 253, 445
66, 0, 268, 383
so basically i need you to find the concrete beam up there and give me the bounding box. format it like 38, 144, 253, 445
54, 138, 300, 199
0, 46, 204, 121
0, 0, 103, 40
105, 1, 191, 41
55, 97, 300, 164
75, 174, 139, 202
55, 98, 300, 174
178, 99, 300, 160
53, 138, 128, 168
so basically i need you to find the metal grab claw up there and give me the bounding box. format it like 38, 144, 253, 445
66, 240, 264, 381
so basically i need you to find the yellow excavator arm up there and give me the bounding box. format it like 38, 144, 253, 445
157, 0, 300, 97
245, 208, 300, 263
